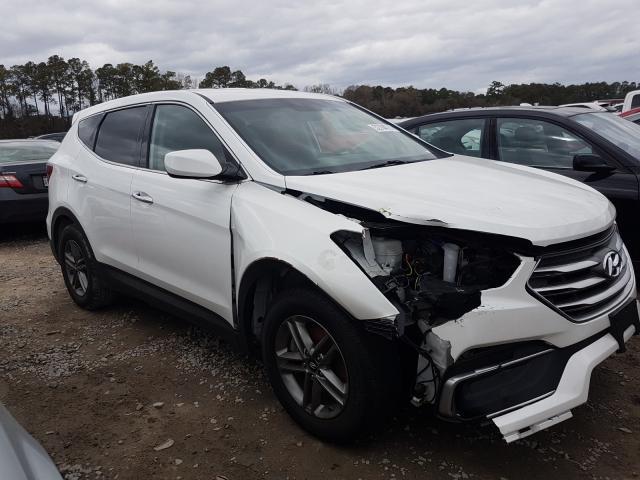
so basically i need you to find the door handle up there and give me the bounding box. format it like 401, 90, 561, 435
132, 191, 154, 204
72, 174, 88, 183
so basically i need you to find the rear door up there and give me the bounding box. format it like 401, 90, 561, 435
69, 106, 149, 272
130, 103, 240, 323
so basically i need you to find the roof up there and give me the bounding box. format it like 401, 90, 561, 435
73, 88, 343, 123
194, 88, 341, 103
399, 106, 604, 127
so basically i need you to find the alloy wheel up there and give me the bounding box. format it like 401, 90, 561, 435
274, 315, 349, 419
64, 239, 89, 297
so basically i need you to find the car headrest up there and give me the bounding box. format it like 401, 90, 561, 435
514, 126, 543, 143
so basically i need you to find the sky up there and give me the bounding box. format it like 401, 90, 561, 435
1, 0, 639, 93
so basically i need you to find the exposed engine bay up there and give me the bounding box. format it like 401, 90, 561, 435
299, 194, 522, 407
333, 222, 521, 329
331, 221, 521, 406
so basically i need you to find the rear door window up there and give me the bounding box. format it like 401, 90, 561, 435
497, 118, 593, 168
95, 106, 148, 166
77, 114, 103, 150
415, 118, 486, 157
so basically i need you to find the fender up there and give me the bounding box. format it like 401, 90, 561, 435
231, 182, 399, 322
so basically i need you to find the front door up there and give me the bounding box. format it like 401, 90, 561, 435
130, 103, 240, 323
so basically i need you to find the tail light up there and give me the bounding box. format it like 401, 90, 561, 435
0, 174, 24, 188
46, 163, 54, 181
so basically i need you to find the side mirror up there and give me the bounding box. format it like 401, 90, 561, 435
164, 149, 223, 178
573, 154, 615, 173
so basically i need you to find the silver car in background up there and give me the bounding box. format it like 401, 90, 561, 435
0, 403, 62, 479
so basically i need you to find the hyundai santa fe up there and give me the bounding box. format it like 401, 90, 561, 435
46, 89, 639, 443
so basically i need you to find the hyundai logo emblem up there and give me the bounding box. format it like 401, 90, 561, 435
602, 251, 622, 278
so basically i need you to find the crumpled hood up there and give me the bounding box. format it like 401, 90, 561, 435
285, 156, 615, 246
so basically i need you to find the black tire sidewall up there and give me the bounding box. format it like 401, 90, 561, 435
262, 289, 382, 442
58, 224, 98, 308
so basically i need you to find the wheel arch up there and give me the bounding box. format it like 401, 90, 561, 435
50, 207, 89, 263
237, 257, 343, 353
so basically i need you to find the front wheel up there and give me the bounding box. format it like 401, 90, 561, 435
262, 288, 397, 441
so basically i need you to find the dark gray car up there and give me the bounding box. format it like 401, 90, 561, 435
0, 140, 59, 224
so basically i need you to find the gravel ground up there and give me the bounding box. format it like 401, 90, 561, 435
0, 224, 639, 480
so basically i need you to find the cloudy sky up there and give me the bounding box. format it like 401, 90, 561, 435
2, 0, 639, 92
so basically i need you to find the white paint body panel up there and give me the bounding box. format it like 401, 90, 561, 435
285, 156, 615, 246
54, 123, 138, 272
130, 169, 237, 320
493, 320, 637, 442
432, 258, 635, 360
231, 182, 398, 320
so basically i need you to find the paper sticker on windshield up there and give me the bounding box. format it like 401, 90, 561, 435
367, 123, 398, 133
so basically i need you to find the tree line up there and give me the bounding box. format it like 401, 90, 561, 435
0, 54, 637, 139
0, 57, 295, 138
341, 80, 639, 118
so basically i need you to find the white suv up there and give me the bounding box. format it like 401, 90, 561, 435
46, 89, 639, 443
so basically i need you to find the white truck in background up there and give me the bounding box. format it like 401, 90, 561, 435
622, 90, 640, 113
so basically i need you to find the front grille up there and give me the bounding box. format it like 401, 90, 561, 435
528, 226, 634, 322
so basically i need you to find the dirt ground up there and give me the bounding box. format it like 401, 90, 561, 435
0, 224, 639, 480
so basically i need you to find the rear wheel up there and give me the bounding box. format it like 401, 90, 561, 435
262, 288, 397, 441
58, 224, 113, 310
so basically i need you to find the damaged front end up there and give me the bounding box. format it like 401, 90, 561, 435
331, 221, 521, 408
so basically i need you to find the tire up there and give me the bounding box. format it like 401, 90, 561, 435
58, 223, 113, 310
262, 288, 398, 442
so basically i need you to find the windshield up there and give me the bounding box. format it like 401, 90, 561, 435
0, 141, 58, 164
214, 98, 440, 175
573, 112, 640, 159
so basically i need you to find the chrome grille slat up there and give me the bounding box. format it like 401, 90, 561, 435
528, 228, 632, 322
554, 268, 630, 309
563, 276, 635, 322
534, 275, 607, 293
534, 259, 599, 275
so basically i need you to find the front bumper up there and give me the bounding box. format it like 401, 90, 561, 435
426, 236, 637, 442
493, 312, 637, 442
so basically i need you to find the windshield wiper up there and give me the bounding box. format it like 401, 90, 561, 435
360, 160, 410, 170
308, 170, 336, 175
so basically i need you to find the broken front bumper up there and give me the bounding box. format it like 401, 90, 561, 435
429, 247, 637, 442
493, 309, 637, 442
434, 298, 639, 443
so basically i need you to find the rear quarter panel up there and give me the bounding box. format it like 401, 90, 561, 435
46, 134, 79, 238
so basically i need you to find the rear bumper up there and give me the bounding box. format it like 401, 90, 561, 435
0, 194, 48, 223
493, 316, 637, 442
